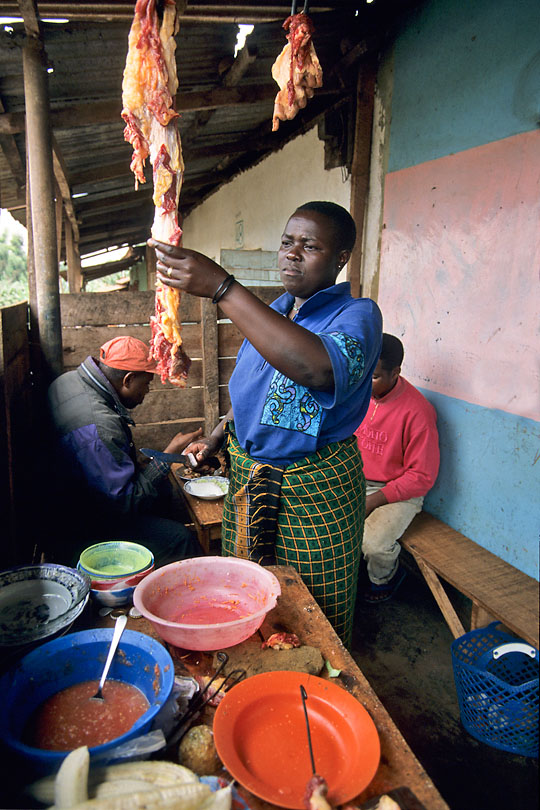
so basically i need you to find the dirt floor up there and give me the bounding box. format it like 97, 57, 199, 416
351, 557, 539, 810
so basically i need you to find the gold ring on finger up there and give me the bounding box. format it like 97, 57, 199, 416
167, 267, 172, 277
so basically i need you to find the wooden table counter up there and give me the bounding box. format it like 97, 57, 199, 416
98, 565, 449, 810
170, 464, 224, 553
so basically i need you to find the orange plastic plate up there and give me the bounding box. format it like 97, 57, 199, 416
213, 671, 380, 809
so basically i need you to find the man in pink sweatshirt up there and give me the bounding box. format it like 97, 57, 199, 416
354, 334, 440, 602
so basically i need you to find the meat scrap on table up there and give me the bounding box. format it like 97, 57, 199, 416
261, 631, 301, 650
305, 778, 402, 810
121, 0, 191, 387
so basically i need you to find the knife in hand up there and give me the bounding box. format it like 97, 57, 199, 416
140, 448, 198, 466
140, 448, 221, 471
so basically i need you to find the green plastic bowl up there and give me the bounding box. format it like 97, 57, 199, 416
78, 541, 154, 579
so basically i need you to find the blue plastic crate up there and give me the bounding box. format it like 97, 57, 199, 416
451, 622, 538, 758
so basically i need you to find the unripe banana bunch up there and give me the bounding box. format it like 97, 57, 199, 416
26, 746, 232, 810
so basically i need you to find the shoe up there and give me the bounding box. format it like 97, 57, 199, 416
363, 566, 406, 604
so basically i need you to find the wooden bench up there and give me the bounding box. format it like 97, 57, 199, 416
400, 512, 539, 649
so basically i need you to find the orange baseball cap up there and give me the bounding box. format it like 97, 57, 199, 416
99, 336, 158, 374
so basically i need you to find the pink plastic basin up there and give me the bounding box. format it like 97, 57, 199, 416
133, 557, 281, 651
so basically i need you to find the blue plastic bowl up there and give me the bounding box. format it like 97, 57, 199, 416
89, 584, 136, 608
0, 628, 174, 775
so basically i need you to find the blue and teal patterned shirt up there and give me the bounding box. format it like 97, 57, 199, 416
228, 282, 382, 465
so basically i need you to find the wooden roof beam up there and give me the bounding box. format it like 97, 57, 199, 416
74, 188, 153, 214
79, 203, 151, 230
0, 3, 324, 23
0, 84, 287, 134
78, 226, 149, 251
70, 161, 132, 187
81, 249, 144, 283
182, 38, 259, 143
51, 134, 79, 242
222, 40, 259, 87
0, 98, 25, 190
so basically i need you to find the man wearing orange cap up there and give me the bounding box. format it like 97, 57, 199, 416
47, 336, 203, 565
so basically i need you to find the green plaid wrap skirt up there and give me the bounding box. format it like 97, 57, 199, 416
221, 427, 366, 648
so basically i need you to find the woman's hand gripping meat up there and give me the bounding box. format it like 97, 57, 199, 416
149, 239, 228, 300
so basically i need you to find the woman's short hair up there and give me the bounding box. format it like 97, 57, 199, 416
296, 201, 357, 252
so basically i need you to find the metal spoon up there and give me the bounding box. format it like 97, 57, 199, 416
91, 614, 128, 701
300, 684, 317, 775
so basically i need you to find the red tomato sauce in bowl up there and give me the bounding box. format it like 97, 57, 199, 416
25, 680, 150, 750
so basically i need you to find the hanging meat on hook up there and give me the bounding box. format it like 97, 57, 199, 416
271, 2, 323, 131
121, 0, 191, 386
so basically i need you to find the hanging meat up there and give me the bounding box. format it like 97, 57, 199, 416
121, 0, 191, 387
271, 11, 323, 132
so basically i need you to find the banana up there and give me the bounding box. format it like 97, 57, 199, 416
93, 780, 156, 798
89, 761, 199, 789
27, 759, 200, 805
200, 786, 232, 810
61, 781, 212, 810
54, 747, 89, 809
31, 747, 227, 810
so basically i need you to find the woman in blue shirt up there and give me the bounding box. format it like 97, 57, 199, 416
150, 201, 382, 646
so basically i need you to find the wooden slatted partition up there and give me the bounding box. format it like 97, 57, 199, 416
60, 285, 283, 449
0, 302, 34, 565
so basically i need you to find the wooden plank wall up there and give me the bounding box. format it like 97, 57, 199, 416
0, 302, 34, 565
60, 286, 283, 451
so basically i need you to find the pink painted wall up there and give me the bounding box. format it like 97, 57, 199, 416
379, 130, 540, 421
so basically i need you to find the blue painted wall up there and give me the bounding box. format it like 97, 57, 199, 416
389, 0, 540, 172
421, 389, 540, 578
379, 0, 540, 579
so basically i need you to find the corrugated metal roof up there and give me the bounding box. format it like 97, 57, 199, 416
0, 0, 419, 259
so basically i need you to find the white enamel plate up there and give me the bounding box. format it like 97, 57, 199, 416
184, 476, 230, 500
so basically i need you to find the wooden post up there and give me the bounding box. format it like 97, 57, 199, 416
145, 243, 156, 291
348, 59, 376, 298
24, 129, 46, 388
65, 217, 82, 293
55, 180, 63, 264
25, 140, 37, 333
361, 51, 394, 302
201, 298, 219, 433
22, 30, 63, 380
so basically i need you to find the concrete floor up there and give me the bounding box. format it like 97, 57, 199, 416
351, 558, 539, 810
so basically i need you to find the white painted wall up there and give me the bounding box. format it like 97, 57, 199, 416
181, 127, 351, 264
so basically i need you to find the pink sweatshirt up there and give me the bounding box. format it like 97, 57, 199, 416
354, 376, 440, 503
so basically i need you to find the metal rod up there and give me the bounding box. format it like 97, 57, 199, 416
300, 685, 316, 775
303, 0, 310, 13
291, 0, 298, 15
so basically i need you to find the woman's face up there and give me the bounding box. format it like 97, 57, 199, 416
278, 210, 350, 301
